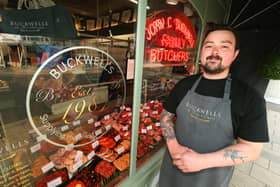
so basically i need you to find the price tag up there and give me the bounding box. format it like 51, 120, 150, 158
92, 141, 99, 149
116, 146, 125, 155
30, 144, 41, 153
121, 114, 127, 118
125, 107, 131, 111
75, 151, 83, 161
155, 122, 161, 127
141, 129, 147, 134
73, 120, 81, 126
73, 160, 83, 171
75, 133, 82, 141
104, 115, 110, 120
120, 105, 126, 110
124, 132, 129, 137
66, 144, 74, 151
36, 135, 45, 142
95, 129, 102, 136
87, 151, 95, 160
41, 162, 55, 173
114, 135, 121, 142
61, 125, 69, 132
147, 125, 153, 131
122, 126, 128, 131
88, 118, 94, 124
152, 111, 158, 115
128, 112, 132, 117
105, 125, 111, 131
144, 106, 150, 110
47, 177, 62, 187
94, 121, 101, 127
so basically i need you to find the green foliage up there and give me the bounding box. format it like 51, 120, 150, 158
260, 52, 280, 80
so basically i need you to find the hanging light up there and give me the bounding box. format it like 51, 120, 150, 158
166, 0, 178, 5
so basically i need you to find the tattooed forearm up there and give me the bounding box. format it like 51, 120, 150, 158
160, 109, 176, 140
223, 149, 247, 163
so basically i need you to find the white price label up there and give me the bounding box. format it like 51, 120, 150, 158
47, 177, 62, 187
154, 105, 159, 108
147, 125, 153, 131
141, 129, 147, 134
73, 120, 81, 126
122, 126, 128, 131
152, 111, 158, 115
144, 113, 149, 117
68, 173, 73, 179
117, 146, 125, 154
66, 144, 74, 151
36, 135, 45, 142
88, 118, 94, 124
120, 105, 126, 110
155, 122, 161, 127
75, 151, 83, 161
144, 106, 150, 110
61, 125, 69, 132
30, 144, 41, 153
125, 107, 131, 111
75, 133, 82, 141
128, 112, 132, 117
104, 115, 110, 120
92, 141, 99, 149
124, 132, 129, 137
41, 162, 55, 173
121, 114, 127, 118
73, 160, 83, 171
114, 135, 121, 142
95, 129, 102, 136
105, 125, 111, 131
87, 151, 95, 160
94, 121, 101, 127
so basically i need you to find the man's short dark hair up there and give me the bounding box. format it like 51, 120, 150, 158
204, 23, 240, 50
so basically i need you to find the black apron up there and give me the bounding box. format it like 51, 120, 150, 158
159, 76, 235, 187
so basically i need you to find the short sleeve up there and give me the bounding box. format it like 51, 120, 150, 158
237, 91, 269, 142
163, 84, 180, 114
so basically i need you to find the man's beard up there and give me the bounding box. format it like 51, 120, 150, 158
201, 55, 225, 74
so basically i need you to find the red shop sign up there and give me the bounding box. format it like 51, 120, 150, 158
145, 9, 196, 64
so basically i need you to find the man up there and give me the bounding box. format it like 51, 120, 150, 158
159, 24, 269, 187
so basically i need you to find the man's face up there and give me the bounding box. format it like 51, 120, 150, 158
200, 30, 239, 75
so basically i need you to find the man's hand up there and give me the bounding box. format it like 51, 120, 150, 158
172, 149, 206, 173
167, 143, 190, 160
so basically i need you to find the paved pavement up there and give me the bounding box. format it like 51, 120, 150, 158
230, 102, 280, 187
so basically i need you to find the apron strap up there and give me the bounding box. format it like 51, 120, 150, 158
190, 75, 202, 92
223, 74, 232, 99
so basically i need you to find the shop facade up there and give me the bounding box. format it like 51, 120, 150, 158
0, 0, 229, 186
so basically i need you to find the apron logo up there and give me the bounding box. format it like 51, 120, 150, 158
185, 101, 222, 122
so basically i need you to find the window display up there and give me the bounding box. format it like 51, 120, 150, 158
0, 1, 200, 186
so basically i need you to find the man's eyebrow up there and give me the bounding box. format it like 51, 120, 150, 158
203, 41, 214, 45
203, 40, 233, 45
221, 40, 233, 44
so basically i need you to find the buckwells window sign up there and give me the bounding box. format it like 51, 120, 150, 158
145, 9, 196, 65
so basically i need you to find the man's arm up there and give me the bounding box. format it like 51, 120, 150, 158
173, 137, 263, 172
160, 109, 189, 157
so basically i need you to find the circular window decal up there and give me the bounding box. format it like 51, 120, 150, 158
26, 46, 126, 148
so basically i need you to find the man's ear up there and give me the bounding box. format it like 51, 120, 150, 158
233, 49, 240, 61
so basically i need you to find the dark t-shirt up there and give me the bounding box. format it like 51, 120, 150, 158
164, 74, 269, 142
